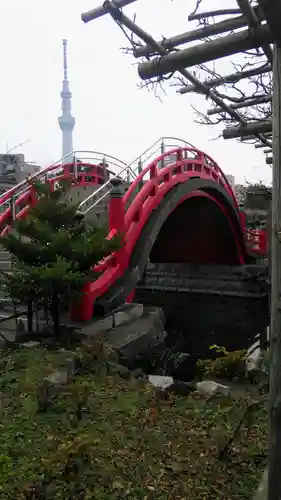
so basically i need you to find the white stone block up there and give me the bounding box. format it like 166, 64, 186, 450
196, 380, 230, 397
47, 371, 68, 385
22, 341, 41, 348
148, 375, 174, 390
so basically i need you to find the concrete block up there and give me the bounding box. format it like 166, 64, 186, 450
114, 311, 129, 327
114, 303, 143, 326
81, 303, 144, 338
81, 316, 114, 337
104, 307, 167, 371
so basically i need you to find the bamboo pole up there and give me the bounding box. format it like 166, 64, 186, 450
138, 25, 273, 80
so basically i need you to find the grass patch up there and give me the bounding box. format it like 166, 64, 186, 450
0, 344, 267, 499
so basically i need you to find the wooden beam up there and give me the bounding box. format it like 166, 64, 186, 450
255, 144, 272, 149
258, 0, 281, 40
207, 94, 272, 116
223, 121, 272, 139
188, 8, 242, 21
240, 135, 258, 141
81, 0, 137, 23
138, 25, 274, 80
236, 0, 272, 62
134, 9, 264, 58
102, 2, 271, 148
267, 41, 281, 500
179, 64, 271, 94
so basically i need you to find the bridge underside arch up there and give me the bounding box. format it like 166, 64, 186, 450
95, 178, 247, 315
150, 192, 242, 265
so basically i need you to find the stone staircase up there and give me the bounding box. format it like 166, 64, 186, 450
0, 248, 12, 271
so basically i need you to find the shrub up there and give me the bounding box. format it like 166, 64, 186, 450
0, 180, 121, 334
196, 345, 248, 381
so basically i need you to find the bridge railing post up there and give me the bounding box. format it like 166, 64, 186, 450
138, 158, 143, 192
109, 178, 127, 268
73, 155, 78, 182
160, 140, 165, 169
10, 196, 16, 222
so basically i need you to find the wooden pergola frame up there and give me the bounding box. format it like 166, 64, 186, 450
81, 2, 281, 498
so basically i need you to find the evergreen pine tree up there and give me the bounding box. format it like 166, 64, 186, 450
0, 179, 121, 335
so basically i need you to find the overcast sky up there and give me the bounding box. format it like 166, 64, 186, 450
0, 0, 272, 184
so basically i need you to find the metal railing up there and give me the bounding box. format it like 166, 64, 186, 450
77, 136, 196, 215
0, 149, 131, 219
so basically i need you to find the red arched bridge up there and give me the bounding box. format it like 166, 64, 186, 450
0, 137, 267, 322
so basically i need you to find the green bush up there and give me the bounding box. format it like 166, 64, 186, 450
0, 180, 121, 334
196, 345, 248, 381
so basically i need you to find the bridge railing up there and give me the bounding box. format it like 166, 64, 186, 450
123, 146, 236, 225
78, 136, 197, 215
73, 144, 245, 321
0, 150, 130, 235
94, 146, 239, 272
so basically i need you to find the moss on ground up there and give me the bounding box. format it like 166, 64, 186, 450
0, 344, 267, 500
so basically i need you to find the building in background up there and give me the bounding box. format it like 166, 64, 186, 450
58, 39, 75, 163
0, 153, 40, 194
226, 174, 235, 189
235, 184, 247, 205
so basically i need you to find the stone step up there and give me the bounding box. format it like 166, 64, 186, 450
0, 309, 46, 332
0, 303, 168, 373
140, 263, 269, 298
74, 303, 145, 338
139, 277, 268, 298
0, 251, 11, 258
80, 304, 167, 369
145, 262, 268, 279
0, 261, 12, 271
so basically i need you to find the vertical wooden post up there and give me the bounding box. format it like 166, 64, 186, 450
268, 42, 281, 500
